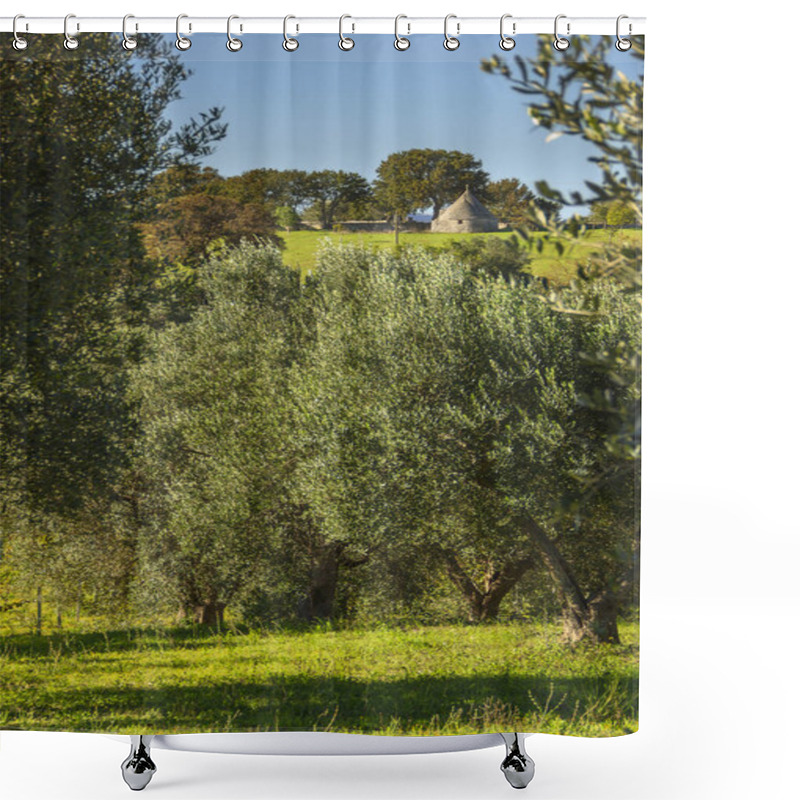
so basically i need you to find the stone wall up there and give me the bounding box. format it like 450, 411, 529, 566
430, 217, 498, 233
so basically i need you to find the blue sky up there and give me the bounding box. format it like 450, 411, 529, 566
167, 34, 641, 211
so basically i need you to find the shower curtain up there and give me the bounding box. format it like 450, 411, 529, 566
0, 29, 642, 738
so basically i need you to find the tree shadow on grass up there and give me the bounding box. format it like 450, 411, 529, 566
2, 673, 638, 735
0, 624, 240, 658
0, 621, 400, 658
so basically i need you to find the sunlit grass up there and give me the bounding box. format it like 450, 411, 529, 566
277, 228, 642, 284
0, 621, 638, 737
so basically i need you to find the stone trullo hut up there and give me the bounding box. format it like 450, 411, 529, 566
431, 187, 499, 233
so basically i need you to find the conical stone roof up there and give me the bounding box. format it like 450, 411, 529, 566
431, 187, 498, 233
436, 187, 497, 222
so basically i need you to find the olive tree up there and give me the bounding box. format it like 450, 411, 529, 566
296, 243, 638, 628
481, 34, 643, 641
0, 34, 225, 619
374, 149, 489, 221
132, 243, 311, 625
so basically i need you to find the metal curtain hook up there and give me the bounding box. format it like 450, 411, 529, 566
553, 14, 570, 51
616, 14, 632, 51
283, 15, 299, 51
12, 14, 28, 51
394, 14, 410, 51
122, 14, 138, 51
227, 15, 243, 51
63, 13, 79, 50
443, 14, 459, 51
339, 14, 354, 50
499, 14, 516, 50
176, 14, 192, 50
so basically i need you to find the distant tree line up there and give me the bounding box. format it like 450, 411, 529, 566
587, 200, 639, 230
137, 152, 566, 264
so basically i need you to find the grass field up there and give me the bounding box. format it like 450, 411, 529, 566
0, 621, 638, 737
277, 228, 642, 283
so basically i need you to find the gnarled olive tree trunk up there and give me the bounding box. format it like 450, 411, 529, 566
178, 576, 226, 627
298, 541, 368, 621
190, 600, 226, 627
519, 514, 631, 644
439, 548, 537, 622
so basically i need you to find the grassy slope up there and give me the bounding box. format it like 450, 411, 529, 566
0, 621, 638, 737
277, 229, 643, 283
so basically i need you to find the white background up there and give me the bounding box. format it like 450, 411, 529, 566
3, 1, 799, 798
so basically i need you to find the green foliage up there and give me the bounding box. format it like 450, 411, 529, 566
480, 35, 643, 635
139, 193, 280, 265
374, 149, 489, 221
121, 239, 638, 626
481, 35, 643, 480
606, 200, 638, 229
146, 164, 224, 208
589, 200, 637, 230
131, 242, 311, 619
0, 34, 226, 515
481, 35, 643, 288
444, 235, 532, 280
275, 205, 301, 231
588, 200, 611, 226
484, 178, 534, 225
216, 168, 309, 210
0, 34, 227, 620
298, 170, 373, 229
483, 179, 561, 230
481, 35, 643, 215
295, 243, 639, 618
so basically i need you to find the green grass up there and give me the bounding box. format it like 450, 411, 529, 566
0, 621, 638, 737
277, 228, 642, 284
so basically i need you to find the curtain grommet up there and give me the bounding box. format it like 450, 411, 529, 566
443, 14, 460, 51
553, 14, 570, 51
394, 15, 410, 51
63, 13, 79, 51
499, 14, 516, 51
12, 15, 29, 50
121, 14, 138, 51
339, 14, 355, 50
226, 15, 243, 51
176, 14, 192, 51
616, 15, 632, 51
283, 15, 299, 51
